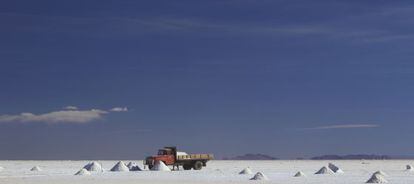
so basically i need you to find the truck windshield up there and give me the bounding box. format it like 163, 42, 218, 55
158, 150, 166, 155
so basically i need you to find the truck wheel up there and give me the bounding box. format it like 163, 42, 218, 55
148, 165, 154, 170
193, 161, 203, 170
183, 164, 192, 170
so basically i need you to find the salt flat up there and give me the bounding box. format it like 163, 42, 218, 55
0, 160, 413, 184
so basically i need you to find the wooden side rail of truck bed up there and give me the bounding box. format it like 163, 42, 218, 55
177, 154, 214, 160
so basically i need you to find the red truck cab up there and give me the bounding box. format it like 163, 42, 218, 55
154, 148, 176, 165
145, 147, 177, 169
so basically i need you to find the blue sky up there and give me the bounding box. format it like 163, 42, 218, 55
1, 0, 414, 159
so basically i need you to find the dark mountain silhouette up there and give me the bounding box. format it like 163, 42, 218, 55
223, 154, 279, 160
311, 154, 391, 160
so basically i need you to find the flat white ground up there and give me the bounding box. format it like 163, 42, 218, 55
0, 160, 413, 184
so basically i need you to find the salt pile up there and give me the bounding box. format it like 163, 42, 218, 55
366, 172, 388, 183
151, 161, 171, 171
83, 161, 103, 172
373, 171, 387, 176
127, 162, 142, 171
30, 166, 42, 171
328, 163, 344, 173
250, 172, 269, 180
294, 171, 306, 177
0, 166, 3, 171
239, 167, 253, 174
74, 168, 91, 176
110, 161, 129, 172
406, 165, 413, 171
315, 166, 334, 174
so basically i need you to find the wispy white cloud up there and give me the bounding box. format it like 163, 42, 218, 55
0, 109, 107, 124
0, 12, 332, 37
0, 106, 129, 124
64, 106, 78, 110
110, 107, 128, 112
307, 124, 380, 130
2, 5, 413, 44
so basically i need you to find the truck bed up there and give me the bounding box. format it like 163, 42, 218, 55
176, 154, 214, 161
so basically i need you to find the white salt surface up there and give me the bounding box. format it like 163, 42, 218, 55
0, 160, 414, 184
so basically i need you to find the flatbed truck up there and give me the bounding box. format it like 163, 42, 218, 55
144, 146, 214, 170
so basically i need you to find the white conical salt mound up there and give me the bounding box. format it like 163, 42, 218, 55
30, 166, 42, 171
294, 171, 306, 177
110, 161, 129, 172
250, 172, 269, 180
239, 167, 253, 174
127, 162, 135, 168
406, 165, 413, 171
151, 161, 171, 171
127, 162, 142, 171
83, 161, 103, 172
366, 173, 388, 183
315, 166, 334, 174
328, 163, 344, 173
373, 171, 387, 176
335, 168, 344, 173
74, 168, 91, 176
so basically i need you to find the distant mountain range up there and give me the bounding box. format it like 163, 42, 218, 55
311, 154, 392, 160
223, 154, 279, 160
221, 154, 414, 160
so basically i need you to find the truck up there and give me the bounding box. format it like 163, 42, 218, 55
144, 146, 214, 170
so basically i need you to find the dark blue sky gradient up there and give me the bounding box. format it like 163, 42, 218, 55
1, 0, 414, 159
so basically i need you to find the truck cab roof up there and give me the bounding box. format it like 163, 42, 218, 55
157, 147, 178, 155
